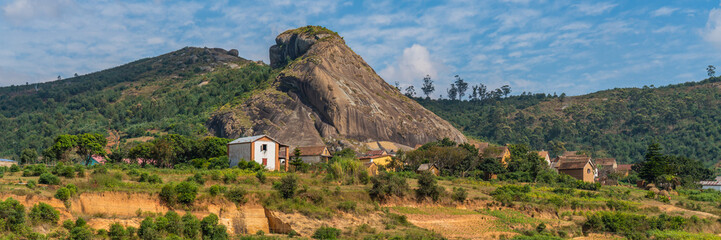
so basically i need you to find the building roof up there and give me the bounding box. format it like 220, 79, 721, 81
617, 164, 633, 172
229, 135, 286, 145
296, 146, 330, 157
595, 158, 617, 166
363, 162, 376, 168
557, 160, 591, 170
417, 163, 436, 171
538, 151, 550, 158
0, 159, 17, 162
89, 155, 106, 164
699, 181, 721, 186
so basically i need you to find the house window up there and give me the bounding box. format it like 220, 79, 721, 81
261, 144, 267, 152
587, 169, 591, 174
262, 158, 268, 166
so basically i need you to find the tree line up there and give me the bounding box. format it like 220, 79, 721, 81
399, 75, 512, 101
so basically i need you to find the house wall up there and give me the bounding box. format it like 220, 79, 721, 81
228, 143, 252, 167
301, 156, 322, 164
0, 161, 16, 167
583, 164, 595, 183
372, 156, 392, 166
702, 185, 721, 191
254, 140, 277, 170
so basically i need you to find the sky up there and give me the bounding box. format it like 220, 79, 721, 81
2, 0, 721, 97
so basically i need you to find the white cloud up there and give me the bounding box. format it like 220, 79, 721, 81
651, 7, 678, 17
653, 25, 681, 34
573, 2, 618, 16
379, 44, 446, 88
704, 7, 721, 48
1, 0, 73, 23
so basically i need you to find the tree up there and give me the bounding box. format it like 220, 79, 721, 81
49, 134, 78, 162
394, 81, 400, 90
708, 65, 716, 78
76, 133, 107, 166
20, 148, 38, 165
416, 171, 442, 202
273, 174, 298, 199
633, 143, 673, 183
501, 85, 511, 98
447, 84, 458, 101
421, 75, 435, 98
471, 85, 479, 100
404, 85, 416, 97
454, 75, 468, 100
290, 148, 304, 172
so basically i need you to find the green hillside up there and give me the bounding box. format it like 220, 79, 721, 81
0, 47, 273, 158
417, 78, 721, 167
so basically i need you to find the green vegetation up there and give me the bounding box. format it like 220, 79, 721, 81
0, 47, 272, 160
416, 77, 721, 168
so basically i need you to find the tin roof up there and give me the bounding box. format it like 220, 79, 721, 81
0, 159, 17, 162
229, 135, 284, 145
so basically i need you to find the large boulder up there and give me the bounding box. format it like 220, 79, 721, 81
210, 26, 467, 148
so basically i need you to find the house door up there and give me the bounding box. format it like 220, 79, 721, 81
262, 158, 267, 166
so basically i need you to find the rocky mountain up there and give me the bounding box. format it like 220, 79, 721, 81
208, 26, 466, 148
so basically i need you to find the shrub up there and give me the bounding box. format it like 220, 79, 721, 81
66, 183, 78, 196
182, 213, 201, 238
0, 198, 27, 231
24, 164, 47, 176
108, 223, 126, 240
312, 226, 341, 239
29, 203, 60, 225
75, 165, 86, 177
70, 226, 93, 240
59, 165, 75, 178
452, 187, 468, 202
139, 173, 162, 184
54, 187, 71, 202
582, 211, 687, 237
9, 164, 20, 172
273, 174, 298, 199
369, 172, 409, 202
256, 171, 267, 184
225, 187, 248, 204
39, 173, 61, 185
175, 182, 198, 205
160, 184, 177, 206
416, 172, 443, 202
536, 223, 546, 233
25, 180, 36, 189
337, 201, 356, 213
164, 211, 181, 235
186, 173, 205, 185
138, 217, 157, 240
209, 185, 226, 196
490, 185, 531, 205
93, 165, 109, 174
222, 172, 237, 184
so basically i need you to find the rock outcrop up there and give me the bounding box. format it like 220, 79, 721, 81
209, 26, 466, 148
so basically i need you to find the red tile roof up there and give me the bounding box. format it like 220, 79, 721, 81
296, 146, 330, 156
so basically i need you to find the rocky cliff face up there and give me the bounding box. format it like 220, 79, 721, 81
209, 26, 466, 148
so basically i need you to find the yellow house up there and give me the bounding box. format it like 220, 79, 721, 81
476, 143, 511, 166
359, 150, 393, 166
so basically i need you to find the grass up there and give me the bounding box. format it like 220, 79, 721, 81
392, 206, 479, 216
648, 229, 721, 240
477, 209, 542, 232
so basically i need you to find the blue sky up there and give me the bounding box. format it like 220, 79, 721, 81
2, 0, 721, 96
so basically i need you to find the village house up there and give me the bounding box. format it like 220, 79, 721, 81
364, 162, 379, 176
0, 159, 17, 167
552, 153, 596, 183
295, 146, 332, 164
595, 158, 617, 171
416, 163, 440, 176
475, 142, 512, 166
86, 155, 107, 166
227, 135, 289, 171
358, 150, 393, 166
538, 150, 551, 166
700, 177, 721, 191
616, 164, 634, 176
364, 141, 413, 156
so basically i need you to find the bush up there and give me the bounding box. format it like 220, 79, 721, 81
184, 173, 204, 185
138, 217, 157, 240
70, 226, 93, 240
160, 184, 177, 206
29, 203, 60, 225
337, 201, 356, 213
222, 172, 237, 184
93, 165, 109, 174
23, 164, 47, 176
256, 171, 267, 184
312, 226, 341, 239
582, 211, 687, 237
9, 164, 20, 172
416, 172, 442, 202
490, 185, 532, 205
369, 172, 409, 202
182, 213, 201, 238
54, 187, 71, 201
25, 180, 36, 189
273, 174, 298, 199
59, 165, 75, 178
39, 173, 61, 185
0, 198, 26, 232
225, 187, 248, 204
452, 187, 468, 202
66, 183, 78, 196
175, 181, 198, 205
139, 173, 162, 184
209, 185, 226, 196
109, 223, 126, 240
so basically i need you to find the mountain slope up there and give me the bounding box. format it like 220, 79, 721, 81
0, 47, 273, 157
417, 78, 721, 166
208, 26, 467, 148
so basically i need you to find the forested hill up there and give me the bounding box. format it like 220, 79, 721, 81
0, 47, 274, 158
417, 78, 721, 167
